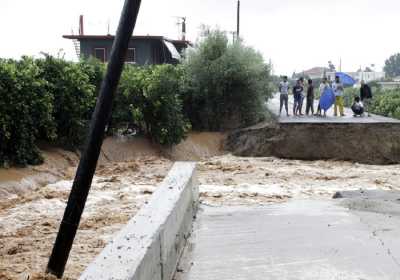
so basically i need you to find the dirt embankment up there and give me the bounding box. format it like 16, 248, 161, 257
0, 133, 225, 202
226, 122, 400, 164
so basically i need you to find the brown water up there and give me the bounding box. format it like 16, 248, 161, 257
0, 133, 224, 279
2, 133, 400, 279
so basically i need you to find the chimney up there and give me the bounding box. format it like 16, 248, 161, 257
182, 17, 186, 41
79, 15, 84, 35
237, 0, 240, 39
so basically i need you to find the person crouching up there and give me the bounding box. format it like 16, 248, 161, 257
351, 96, 364, 117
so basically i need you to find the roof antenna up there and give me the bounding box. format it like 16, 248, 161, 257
107, 19, 111, 35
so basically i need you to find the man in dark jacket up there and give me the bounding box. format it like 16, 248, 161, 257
306, 79, 314, 115
360, 80, 372, 117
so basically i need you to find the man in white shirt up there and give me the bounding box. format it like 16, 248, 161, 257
332, 76, 345, 117
279, 76, 290, 116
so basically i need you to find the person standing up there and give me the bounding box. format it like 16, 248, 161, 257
293, 79, 304, 116
360, 80, 373, 117
332, 76, 345, 117
316, 77, 329, 117
279, 76, 290, 116
306, 79, 315, 116
298, 77, 305, 115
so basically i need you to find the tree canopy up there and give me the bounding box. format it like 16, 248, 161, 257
384, 53, 400, 78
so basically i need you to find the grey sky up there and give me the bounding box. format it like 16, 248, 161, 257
1, 0, 399, 74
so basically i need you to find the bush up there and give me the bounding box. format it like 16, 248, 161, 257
370, 90, 400, 119
0, 57, 55, 166
114, 64, 190, 146
36, 55, 97, 149
182, 30, 272, 131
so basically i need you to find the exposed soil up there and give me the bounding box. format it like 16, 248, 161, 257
226, 122, 400, 164
1, 133, 400, 279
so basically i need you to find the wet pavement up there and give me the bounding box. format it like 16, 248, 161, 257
177, 194, 400, 280
268, 94, 400, 124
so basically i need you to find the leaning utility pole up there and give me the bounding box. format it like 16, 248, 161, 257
46, 0, 142, 278
237, 0, 241, 39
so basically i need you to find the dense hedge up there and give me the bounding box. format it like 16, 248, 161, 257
0, 31, 272, 166
0, 57, 55, 166
36, 55, 99, 149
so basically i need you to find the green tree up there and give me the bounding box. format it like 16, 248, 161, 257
182, 30, 272, 131
384, 53, 400, 78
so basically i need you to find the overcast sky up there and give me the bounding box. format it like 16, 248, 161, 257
1, 0, 399, 75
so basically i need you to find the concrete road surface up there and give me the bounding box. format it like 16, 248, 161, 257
177, 192, 400, 280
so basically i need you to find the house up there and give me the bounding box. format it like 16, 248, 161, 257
326, 71, 385, 84
303, 67, 330, 79
294, 66, 385, 84
63, 34, 191, 65
293, 67, 329, 80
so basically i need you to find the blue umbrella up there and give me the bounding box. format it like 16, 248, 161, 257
335, 72, 356, 87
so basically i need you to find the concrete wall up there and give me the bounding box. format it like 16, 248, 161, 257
80, 162, 198, 280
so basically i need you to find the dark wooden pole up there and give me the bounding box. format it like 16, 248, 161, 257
46, 0, 142, 277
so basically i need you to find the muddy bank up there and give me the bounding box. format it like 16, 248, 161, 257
226, 122, 400, 164
0, 133, 225, 201
164, 132, 226, 161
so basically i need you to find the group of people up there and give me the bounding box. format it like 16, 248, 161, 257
278, 76, 373, 117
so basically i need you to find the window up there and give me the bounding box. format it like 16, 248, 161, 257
94, 48, 106, 62
126, 48, 136, 63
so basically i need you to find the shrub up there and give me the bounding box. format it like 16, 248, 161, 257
115, 64, 190, 146
182, 30, 272, 131
370, 90, 400, 119
36, 55, 97, 149
0, 57, 55, 166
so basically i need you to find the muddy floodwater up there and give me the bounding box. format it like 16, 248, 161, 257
1, 136, 400, 279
